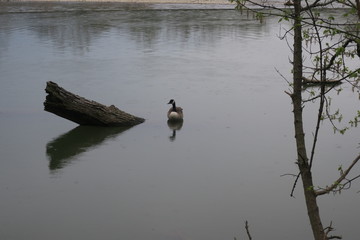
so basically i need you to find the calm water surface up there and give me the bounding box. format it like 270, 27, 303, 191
0, 3, 359, 240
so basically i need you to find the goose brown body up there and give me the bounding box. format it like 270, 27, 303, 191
167, 99, 183, 121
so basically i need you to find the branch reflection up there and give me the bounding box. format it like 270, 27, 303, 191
46, 126, 132, 171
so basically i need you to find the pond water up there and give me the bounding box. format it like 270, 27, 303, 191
0, 2, 359, 240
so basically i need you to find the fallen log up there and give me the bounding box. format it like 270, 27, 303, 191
44, 81, 145, 127
284, 0, 294, 6
302, 77, 342, 86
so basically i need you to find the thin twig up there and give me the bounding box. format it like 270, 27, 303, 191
290, 172, 301, 198
316, 154, 360, 196
324, 221, 342, 239
245, 220, 252, 240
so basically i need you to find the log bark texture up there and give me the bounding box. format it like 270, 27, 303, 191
44, 81, 145, 127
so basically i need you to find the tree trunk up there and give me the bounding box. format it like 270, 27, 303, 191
292, 1, 326, 239
44, 81, 145, 127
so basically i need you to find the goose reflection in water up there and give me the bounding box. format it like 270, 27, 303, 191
167, 120, 183, 142
46, 126, 132, 172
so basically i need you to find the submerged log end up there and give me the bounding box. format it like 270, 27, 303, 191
44, 81, 145, 127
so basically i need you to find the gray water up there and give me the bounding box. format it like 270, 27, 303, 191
0, 3, 359, 240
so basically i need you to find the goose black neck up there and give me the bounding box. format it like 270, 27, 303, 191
172, 102, 177, 112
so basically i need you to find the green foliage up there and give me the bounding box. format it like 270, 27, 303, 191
343, 7, 357, 17
328, 15, 335, 21
349, 111, 360, 127
303, 29, 310, 40
278, 14, 290, 23
307, 185, 315, 192
255, 12, 264, 22
335, 46, 345, 55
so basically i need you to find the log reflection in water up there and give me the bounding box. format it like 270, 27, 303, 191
46, 126, 132, 171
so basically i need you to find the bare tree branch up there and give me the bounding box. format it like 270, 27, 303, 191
324, 221, 342, 239
316, 154, 360, 196
245, 220, 252, 240
290, 172, 301, 197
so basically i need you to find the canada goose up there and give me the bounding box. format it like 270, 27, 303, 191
167, 99, 183, 121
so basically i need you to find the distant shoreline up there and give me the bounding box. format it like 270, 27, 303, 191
1, 0, 234, 4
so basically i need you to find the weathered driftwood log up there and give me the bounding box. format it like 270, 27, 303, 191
44, 81, 145, 126
284, 0, 294, 6
302, 77, 342, 86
